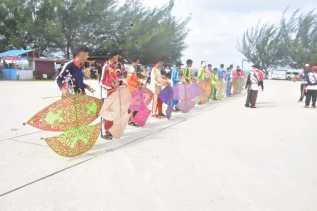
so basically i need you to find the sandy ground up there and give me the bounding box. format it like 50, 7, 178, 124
0, 80, 316, 211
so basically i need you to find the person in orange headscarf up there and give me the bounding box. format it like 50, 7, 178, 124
127, 58, 140, 92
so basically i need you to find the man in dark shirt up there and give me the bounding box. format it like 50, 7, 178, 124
56, 46, 94, 96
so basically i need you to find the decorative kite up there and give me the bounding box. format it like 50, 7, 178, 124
129, 88, 153, 127
159, 86, 174, 119
27, 94, 103, 157
46, 124, 101, 157
173, 84, 203, 113
100, 86, 132, 138
198, 80, 211, 104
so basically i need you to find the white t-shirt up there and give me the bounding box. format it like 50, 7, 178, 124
250, 72, 259, 91
128, 65, 136, 74
149, 67, 162, 93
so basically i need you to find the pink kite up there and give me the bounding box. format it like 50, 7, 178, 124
129, 88, 153, 127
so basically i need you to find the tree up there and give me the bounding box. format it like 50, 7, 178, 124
239, 23, 283, 71
283, 10, 317, 67
111, 0, 189, 64
0, 0, 189, 63
239, 9, 317, 69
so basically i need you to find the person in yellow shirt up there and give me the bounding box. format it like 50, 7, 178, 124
182, 59, 193, 84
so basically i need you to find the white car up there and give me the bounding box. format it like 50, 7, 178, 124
270, 70, 287, 80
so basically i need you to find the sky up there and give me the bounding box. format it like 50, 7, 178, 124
141, 0, 317, 68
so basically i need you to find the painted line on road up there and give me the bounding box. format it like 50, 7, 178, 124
0, 95, 243, 199
9, 138, 46, 147
0, 157, 96, 199
0, 131, 42, 143
0, 117, 187, 199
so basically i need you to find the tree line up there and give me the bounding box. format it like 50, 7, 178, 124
0, 0, 189, 64
239, 9, 317, 70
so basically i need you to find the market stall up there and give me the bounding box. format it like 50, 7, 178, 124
0, 49, 37, 80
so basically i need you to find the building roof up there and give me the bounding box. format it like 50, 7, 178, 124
0, 49, 34, 58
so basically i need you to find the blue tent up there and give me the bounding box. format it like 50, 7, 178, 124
0, 49, 33, 58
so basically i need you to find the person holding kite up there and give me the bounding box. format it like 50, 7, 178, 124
197, 62, 212, 104
127, 57, 153, 126
56, 46, 95, 96
150, 59, 168, 118
100, 52, 121, 139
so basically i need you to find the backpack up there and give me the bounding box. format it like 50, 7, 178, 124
306, 72, 317, 85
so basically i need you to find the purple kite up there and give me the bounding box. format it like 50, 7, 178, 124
173, 84, 203, 113
159, 86, 174, 119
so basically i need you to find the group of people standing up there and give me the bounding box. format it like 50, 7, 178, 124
56, 46, 250, 140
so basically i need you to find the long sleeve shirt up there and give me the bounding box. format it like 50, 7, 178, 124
100, 63, 120, 93
182, 67, 192, 83
56, 60, 87, 94
171, 67, 180, 86
197, 68, 206, 81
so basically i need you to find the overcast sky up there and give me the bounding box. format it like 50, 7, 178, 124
141, 0, 317, 68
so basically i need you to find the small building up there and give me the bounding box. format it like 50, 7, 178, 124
33, 58, 65, 79
0, 49, 37, 80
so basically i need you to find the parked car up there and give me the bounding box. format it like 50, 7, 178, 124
270, 70, 287, 80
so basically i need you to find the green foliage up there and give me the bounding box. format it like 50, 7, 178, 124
239, 23, 283, 70
239, 9, 317, 70
0, 0, 189, 63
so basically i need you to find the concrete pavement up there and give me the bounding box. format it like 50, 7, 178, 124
0, 80, 316, 211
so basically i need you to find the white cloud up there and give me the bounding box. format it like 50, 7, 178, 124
139, 0, 317, 68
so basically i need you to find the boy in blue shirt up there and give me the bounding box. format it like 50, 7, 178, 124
56, 46, 94, 96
